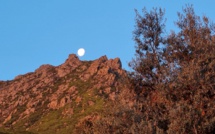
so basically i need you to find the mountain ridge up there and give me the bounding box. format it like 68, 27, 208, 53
0, 54, 133, 133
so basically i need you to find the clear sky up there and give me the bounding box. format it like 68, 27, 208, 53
0, 0, 214, 80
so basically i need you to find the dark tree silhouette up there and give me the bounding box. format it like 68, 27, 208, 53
129, 5, 215, 133
129, 8, 166, 94
76, 5, 215, 134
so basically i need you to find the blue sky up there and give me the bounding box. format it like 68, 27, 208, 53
0, 0, 214, 80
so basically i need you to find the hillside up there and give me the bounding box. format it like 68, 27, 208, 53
0, 54, 133, 134
1, 54, 214, 134
1, 5, 215, 134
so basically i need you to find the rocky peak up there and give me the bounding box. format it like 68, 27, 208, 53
56, 54, 82, 77
64, 54, 81, 66
86, 55, 108, 75
0, 54, 131, 133
107, 57, 122, 70
96, 55, 108, 63
88, 55, 122, 72
81, 55, 123, 82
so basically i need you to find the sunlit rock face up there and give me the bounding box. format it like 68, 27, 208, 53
0, 53, 132, 132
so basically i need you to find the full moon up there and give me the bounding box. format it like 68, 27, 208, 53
77, 48, 85, 57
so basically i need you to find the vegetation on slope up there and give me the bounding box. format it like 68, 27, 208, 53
76, 5, 215, 134
0, 5, 215, 134
0, 55, 129, 134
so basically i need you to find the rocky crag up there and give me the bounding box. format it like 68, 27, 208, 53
0, 54, 133, 134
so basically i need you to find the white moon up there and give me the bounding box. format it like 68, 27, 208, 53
77, 48, 85, 57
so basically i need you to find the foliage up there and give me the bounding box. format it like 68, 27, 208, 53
1, 5, 215, 134
32, 6, 215, 134
77, 5, 215, 134
129, 7, 166, 92
127, 5, 215, 134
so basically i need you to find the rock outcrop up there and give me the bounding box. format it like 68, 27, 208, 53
0, 54, 132, 133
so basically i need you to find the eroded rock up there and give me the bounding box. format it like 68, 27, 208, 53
0, 53, 129, 127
